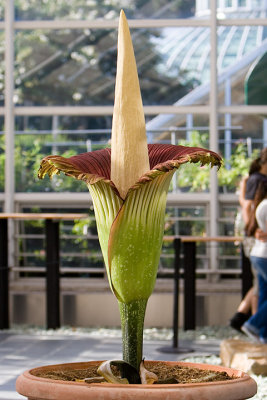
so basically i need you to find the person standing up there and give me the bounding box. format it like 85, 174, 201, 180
241, 181, 267, 343
230, 148, 267, 332
243, 148, 267, 225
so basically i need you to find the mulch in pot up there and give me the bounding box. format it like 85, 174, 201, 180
32, 361, 234, 385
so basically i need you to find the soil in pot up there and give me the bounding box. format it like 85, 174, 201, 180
31, 361, 234, 385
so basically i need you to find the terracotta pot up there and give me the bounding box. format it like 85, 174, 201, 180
16, 360, 257, 400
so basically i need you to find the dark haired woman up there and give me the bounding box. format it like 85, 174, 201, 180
243, 147, 267, 224
229, 151, 267, 332
241, 181, 267, 343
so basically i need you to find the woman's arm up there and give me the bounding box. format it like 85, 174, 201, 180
255, 228, 267, 241
239, 176, 248, 207
243, 199, 253, 225
239, 176, 252, 224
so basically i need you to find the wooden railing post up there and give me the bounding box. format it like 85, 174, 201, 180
45, 219, 60, 330
0, 219, 9, 329
183, 241, 196, 330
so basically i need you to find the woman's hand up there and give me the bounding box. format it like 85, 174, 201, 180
255, 228, 267, 241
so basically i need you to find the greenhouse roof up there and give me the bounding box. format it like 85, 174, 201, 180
147, 8, 267, 131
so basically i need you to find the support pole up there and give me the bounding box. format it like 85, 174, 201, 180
0, 219, 9, 329
172, 237, 181, 348
4, 0, 15, 274
240, 244, 253, 299
157, 238, 192, 353
4, 0, 15, 213
156, 238, 181, 352
224, 78, 232, 168
45, 219, 60, 329
209, 0, 219, 282
183, 241, 196, 330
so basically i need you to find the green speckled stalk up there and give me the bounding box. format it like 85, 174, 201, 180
119, 299, 147, 371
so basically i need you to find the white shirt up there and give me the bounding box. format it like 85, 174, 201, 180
251, 198, 267, 258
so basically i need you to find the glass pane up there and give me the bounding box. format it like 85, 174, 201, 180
14, 115, 112, 192
15, 1, 195, 21
217, 24, 267, 106
161, 205, 208, 271
151, 117, 211, 194
216, 2, 263, 12
0, 1, 4, 21
148, 115, 213, 193
15, 112, 267, 194
219, 205, 236, 237
218, 114, 264, 193
15, 114, 214, 193
218, 255, 239, 272
17, 206, 104, 278
218, 204, 240, 272
165, 206, 207, 236
0, 30, 4, 106
15, 27, 210, 106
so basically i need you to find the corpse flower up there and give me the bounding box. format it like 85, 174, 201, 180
38, 10, 222, 379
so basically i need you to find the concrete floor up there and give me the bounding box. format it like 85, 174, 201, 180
0, 331, 221, 400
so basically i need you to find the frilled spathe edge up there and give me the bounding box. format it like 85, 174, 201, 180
38, 144, 222, 197
128, 145, 222, 195
38, 147, 120, 196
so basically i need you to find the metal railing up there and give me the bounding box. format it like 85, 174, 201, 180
0, 213, 88, 329
0, 213, 251, 332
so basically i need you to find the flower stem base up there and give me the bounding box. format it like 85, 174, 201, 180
119, 299, 147, 372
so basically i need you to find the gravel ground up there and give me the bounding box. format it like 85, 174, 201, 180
5, 324, 244, 340
5, 325, 267, 400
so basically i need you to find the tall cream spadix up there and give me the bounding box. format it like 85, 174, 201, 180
111, 10, 149, 199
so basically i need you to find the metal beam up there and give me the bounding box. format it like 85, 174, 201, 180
0, 17, 263, 31
209, 0, 219, 278
4, 0, 15, 213
4, 0, 16, 273
12, 105, 211, 116
1, 105, 267, 117
13, 19, 210, 30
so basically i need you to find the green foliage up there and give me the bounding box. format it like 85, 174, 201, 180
176, 131, 258, 192
14, 0, 133, 20
1, 129, 260, 194
0, 1, 4, 20
72, 214, 95, 250
14, 134, 88, 192
2, 130, 259, 194
176, 131, 211, 192
218, 143, 259, 190
1, 133, 90, 193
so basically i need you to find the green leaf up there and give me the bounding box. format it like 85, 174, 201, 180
88, 180, 122, 290
108, 171, 174, 303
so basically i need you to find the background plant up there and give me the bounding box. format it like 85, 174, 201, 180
176, 131, 259, 192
